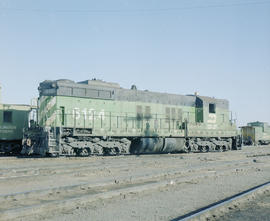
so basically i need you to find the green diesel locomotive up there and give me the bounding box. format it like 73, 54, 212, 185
22, 79, 241, 156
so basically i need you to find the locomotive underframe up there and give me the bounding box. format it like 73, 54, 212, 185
243, 139, 270, 146
22, 126, 241, 156
0, 140, 22, 154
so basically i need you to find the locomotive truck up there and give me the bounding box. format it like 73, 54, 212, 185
21, 79, 242, 156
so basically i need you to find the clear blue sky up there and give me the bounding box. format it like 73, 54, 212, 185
0, 0, 269, 126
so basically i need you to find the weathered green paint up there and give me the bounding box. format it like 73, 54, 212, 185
38, 94, 237, 139
0, 104, 30, 141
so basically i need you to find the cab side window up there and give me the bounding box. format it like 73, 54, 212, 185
209, 103, 216, 114
3, 111, 12, 123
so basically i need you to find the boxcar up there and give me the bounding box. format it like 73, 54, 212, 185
241, 122, 270, 145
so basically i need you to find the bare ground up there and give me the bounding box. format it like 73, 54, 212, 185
1, 145, 270, 221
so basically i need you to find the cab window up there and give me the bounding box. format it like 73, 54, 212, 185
3, 111, 12, 123
209, 103, 216, 114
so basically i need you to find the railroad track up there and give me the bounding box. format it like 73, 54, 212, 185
1, 148, 270, 220
0, 163, 265, 221
0, 170, 211, 220
0, 155, 255, 181
172, 181, 270, 221
0, 157, 259, 196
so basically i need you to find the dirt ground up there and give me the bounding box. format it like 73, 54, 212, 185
215, 190, 270, 221
1, 145, 270, 221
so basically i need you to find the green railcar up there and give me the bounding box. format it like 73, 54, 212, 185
241, 122, 270, 145
0, 103, 31, 153
22, 79, 241, 156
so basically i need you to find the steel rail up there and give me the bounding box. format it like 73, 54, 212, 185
172, 181, 270, 221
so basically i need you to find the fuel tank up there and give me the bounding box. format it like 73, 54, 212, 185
130, 137, 185, 154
